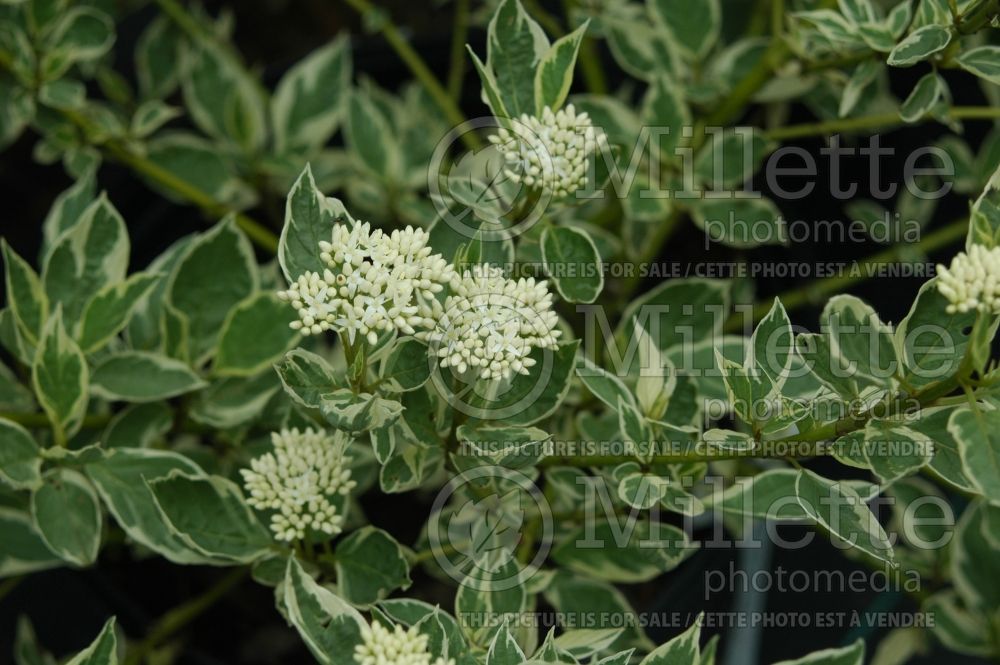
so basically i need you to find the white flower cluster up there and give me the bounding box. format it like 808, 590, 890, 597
420, 264, 561, 381
277, 223, 454, 344
240, 428, 355, 542
936, 244, 1000, 314
354, 622, 454, 665
489, 104, 603, 199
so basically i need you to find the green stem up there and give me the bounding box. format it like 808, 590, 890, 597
545, 371, 964, 468
725, 216, 968, 331
446, 0, 471, 101
124, 568, 248, 665
100, 136, 278, 253
342, 0, 480, 150
763, 106, 1000, 142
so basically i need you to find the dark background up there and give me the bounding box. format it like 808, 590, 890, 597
0, 0, 994, 663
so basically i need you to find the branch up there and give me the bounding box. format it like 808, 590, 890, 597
725, 216, 968, 332
342, 0, 480, 150
763, 106, 1000, 142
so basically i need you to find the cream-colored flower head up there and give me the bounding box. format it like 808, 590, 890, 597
420, 264, 561, 382
936, 244, 1000, 314
354, 622, 454, 665
277, 222, 454, 344
489, 104, 604, 199
240, 428, 355, 542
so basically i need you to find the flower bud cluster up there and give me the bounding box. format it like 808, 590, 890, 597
936, 244, 1000, 314
277, 223, 454, 344
420, 264, 561, 381
489, 104, 603, 199
241, 428, 355, 542
354, 622, 454, 665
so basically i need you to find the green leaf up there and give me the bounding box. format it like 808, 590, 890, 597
42, 7, 114, 79
465, 339, 580, 425
487, 0, 550, 117
272, 36, 351, 153
214, 292, 298, 376
1, 239, 47, 345
554, 629, 624, 659
948, 407, 1000, 504
275, 348, 343, 408
925, 590, 992, 655
91, 351, 206, 402
955, 46, 1000, 85
822, 295, 897, 388
639, 615, 701, 663
42, 193, 129, 325
693, 129, 772, 188
602, 7, 676, 82
534, 22, 588, 114
167, 217, 258, 364
42, 167, 97, 253
78, 272, 160, 353
454, 557, 528, 646
144, 133, 252, 208
65, 617, 117, 665
135, 16, 182, 100
887, 24, 951, 67
85, 448, 217, 565
321, 389, 402, 432
0, 83, 33, 151
32, 309, 88, 442
182, 41, 266, 151
616, 278, 730, 352
543, 573, 649, 651
30, 469, 101, 567
553, 518, 690, 583
38, 79, 85, 110
0, 507, 63, 578
895, 279, 976, 388
456, 422, 549, 469
648, 0, 721, 58
541, 226, 603, 303
714, 468, 817, 520
334, 526, 412, 606
691, 197, 784, 249
131, 100, 182, 137
641, 74, 690, 154
346, 90, 398, 180
467, 46, 509, 118
727, 297, 790, 414
840, 59, 882, 117
0, 418, 41, 490
382, 338, 432, 392
102, 402, 173, 449
188, 373, 280, 429
634, 321, 675, 420
279, 164, 353, 282
899, 72, 943, 123
771, 641, 864, 665
284, 558, 367, 665
967, 164, 1000, 248
795, 469, 893, 563
487, 620, 526, 665
861, 420, 932, 485
148, 471, 271, 563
